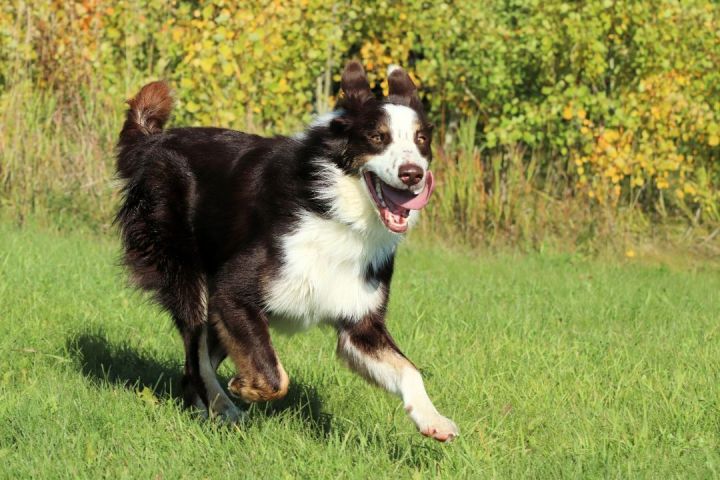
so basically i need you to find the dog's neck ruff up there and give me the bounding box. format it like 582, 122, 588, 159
264, 161, 407, 331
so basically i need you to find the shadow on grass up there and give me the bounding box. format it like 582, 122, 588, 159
67, 332, 183, 399
250, 382, 333, 439
66, 331, 332, 438
66, 331, 444, 467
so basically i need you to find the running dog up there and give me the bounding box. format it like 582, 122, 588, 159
115, 61, 458, 442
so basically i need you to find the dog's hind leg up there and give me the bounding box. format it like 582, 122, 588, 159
116, 153, 240, 420
131, 262, 204, 411
170, 284, 241, 422
151, 275, 236, 421
205, 321, 228, 371
336, 315, 459, 442
179, 322, 206, 410
163, 281, 210, 413
197, 324, 242, 422
210, 299, 289, 403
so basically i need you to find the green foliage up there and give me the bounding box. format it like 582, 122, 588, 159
1, 0, 719, 241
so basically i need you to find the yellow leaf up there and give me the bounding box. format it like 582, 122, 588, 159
199, 57, 216, 73
219, 44, 232, 60
709, 135, 719, 147
562, 105, 573, 120
604, 130, 620, 142
277, 77, 289, 93
136, 386, 158, 405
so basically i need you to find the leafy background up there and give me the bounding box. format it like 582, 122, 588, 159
1, 0, 719, 252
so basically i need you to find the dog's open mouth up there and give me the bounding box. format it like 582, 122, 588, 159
364, 171, 435, 233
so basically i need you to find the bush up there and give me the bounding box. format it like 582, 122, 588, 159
1, 0, 719, 243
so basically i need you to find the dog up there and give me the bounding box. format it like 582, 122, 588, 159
115, 61, 458, 442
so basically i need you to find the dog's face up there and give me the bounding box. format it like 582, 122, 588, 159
328, 62, 435, 234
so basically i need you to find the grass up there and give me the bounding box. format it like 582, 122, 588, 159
1, 222, 719, 479
0, 82, 123, 229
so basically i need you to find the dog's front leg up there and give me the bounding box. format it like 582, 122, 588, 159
336, 315, 459, 442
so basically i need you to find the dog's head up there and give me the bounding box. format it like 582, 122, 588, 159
325, 61, 434, 234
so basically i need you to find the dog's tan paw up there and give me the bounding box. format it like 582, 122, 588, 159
228, 373, 289, 403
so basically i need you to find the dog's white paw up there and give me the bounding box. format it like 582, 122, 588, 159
409, 408, 459, 442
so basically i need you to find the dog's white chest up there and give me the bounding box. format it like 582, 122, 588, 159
264, 213, 396, 331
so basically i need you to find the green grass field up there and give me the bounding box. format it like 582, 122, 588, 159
1, 223, 719, 478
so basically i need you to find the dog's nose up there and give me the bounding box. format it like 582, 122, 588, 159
398, 163, 424, 186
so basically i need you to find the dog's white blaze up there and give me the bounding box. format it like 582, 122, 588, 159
363, 104, 429, 192
199, 326, 240, 419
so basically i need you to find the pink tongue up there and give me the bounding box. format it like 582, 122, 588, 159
381, 171, 435, 210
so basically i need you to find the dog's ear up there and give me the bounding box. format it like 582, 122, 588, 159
332, 61, 374, 133
341, 61, 373, 104
387, 65, 417, 99
387, 65, 426, 113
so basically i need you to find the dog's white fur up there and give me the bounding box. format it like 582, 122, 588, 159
265, 163, 400, 330
265, 210, 391, 330
338, 335, 458, 438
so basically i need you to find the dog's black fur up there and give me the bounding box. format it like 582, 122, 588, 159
115, 62, 458, 441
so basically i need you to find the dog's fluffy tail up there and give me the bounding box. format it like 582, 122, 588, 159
119, 80, 173, 146
117, 81, 173, 178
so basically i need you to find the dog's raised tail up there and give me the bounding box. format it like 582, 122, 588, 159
119, 81, 173, 147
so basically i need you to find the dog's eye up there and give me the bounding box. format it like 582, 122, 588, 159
369, 133, 383, 144
416, 132, 428, 145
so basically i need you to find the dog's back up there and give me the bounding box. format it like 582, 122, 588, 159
116, 83, 305, 289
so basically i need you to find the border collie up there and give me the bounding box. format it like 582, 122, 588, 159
115, 61, 458, 442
